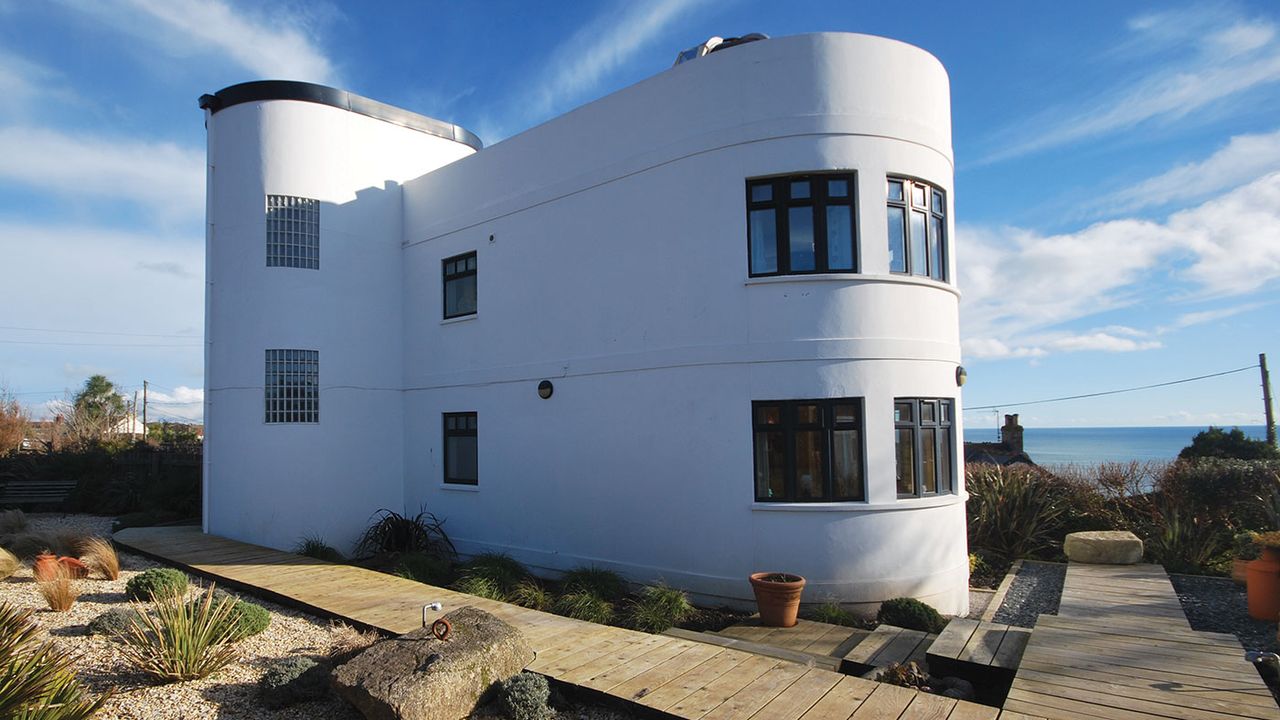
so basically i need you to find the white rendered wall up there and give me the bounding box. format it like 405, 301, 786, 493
204, 99, 475, 551
399, 33, 967, 613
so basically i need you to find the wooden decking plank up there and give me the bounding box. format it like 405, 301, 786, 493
610, 643, 723, 702
946, 702, 1000, 720
558, 634, 674, 685
848, 682, 918, 719
772, 621, 847, 653
667, 654, 782, 719
991, 627, 1031, 670
844, 625, 901, 665
803, 625, 861, 656
1009, 679, 1259, 720
636, 649, 752, 712
1035, 615, 1240, 646
1022, 629, 1254, 673
958, 625, 1005, 666
928, 618, 980, 660
899, 692, 957, 720
748, 667, 842, 720
583, 639, 694, 692
996, 711, 1049, 720
527, 629, 625, 672
1015, 649, 1275, 698
1015, 658, 1277, 708
1014, 667, 1280, 718
700, 662, 809, 720
797, 675, 876, 720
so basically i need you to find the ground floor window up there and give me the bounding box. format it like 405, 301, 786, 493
895, 398, 954, 497
264, 349, 318, 423
753, 399, 865, 502
443, 412, 477, 485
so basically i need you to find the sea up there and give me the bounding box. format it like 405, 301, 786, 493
963, 424, 1270, 468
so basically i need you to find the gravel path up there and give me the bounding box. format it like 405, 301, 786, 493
990, 560, 1065, 628
1170, 574, 1279, 654
3, 514, 639, 720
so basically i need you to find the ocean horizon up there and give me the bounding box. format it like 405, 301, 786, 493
963, 424, 1269, 467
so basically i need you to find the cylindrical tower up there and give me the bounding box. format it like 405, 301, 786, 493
200, 81, 481, 550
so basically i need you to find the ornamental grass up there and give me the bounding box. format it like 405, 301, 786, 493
79, 536, 120, 580
0, 601, 110, 718
116, 585, 240, 682
37, 563, 79, 612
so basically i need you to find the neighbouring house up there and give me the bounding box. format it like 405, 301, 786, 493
964, 414, 1036, 467
200, 32, 968, 614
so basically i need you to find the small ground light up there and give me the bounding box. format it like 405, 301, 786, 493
956, 366, 967, 387
538, 380, 554, 399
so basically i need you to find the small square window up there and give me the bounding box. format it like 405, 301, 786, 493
751, 183, 773, 203
790, 181, 810, 200
443, 251, 477, 319
444, 412, 478, 485
887, 180, 904, 202
828, 179, 848, 197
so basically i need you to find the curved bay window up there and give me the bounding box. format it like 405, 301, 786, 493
753, 399, 865, 502
747, 173, 857, 277
895, 398, 955, 497
887, 177, 947, 281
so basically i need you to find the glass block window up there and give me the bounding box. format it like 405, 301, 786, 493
264, 349, 319, 423
444, 412, 478, 485
266, 195, 320, 269
887, 177, 946, 281
443, 251, 477, 319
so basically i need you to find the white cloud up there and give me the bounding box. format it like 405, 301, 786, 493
147, 386, 204, 422
65, 0, 338, 84
1044, 333, 1162, 353
1169, 171, 1280, 295
0, 126, 203, 223
1160, 302, 1267, 333
984, 8, 1280, 163
0, 50, 75, 119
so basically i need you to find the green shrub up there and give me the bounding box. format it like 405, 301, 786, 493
117, 585, 239, 682
497, 671, 553, 720
551, 591, 614, 625
452, 575, 510, 602
560, 566, 627, 601
355, 508, 455, 559
88, 607, 142, 637
1144, 495, 1228, 574
626, 584, 694, 633
294, 535, 343, 563
259, 656, 329, 709
877, 597, 946, 634
1180, 427, 1279, 461
805, 602, 870, 629
510, 578, 552, 611
126, 568, 188, 601
458, 553, 528, 594
1236, 531, 1262, 560
0, 602, 110, 718
965, 464, 1069, 563
0, 508, 27, 535
185, 591, 270, 640
395, 552, 455, 586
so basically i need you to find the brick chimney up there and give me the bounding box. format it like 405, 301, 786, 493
1002, 414, 1024, 454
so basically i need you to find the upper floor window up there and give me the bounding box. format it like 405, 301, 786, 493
265, 349, 319, 423
747, 173, 857, 277
444, 412, 478, 485
266, 195, 319, 269
443, 251, 477, 319
753, 399, 865, 502
887, 177, 946, 281
895, 398, 954, 497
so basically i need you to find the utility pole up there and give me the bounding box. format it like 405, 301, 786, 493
132, 391, 139, 440
142, 380, 148, 443
1263, 354, 1276, 447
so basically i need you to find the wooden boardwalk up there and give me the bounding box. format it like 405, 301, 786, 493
115, 526, 1021, 719
1005, 563, 1280, 720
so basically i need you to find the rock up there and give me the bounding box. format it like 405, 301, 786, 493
332, 606, 534, 720
1064, 530, 1143, 565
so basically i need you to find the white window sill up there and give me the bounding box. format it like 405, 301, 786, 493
751, 493, 965, 513
439, 483, 480, 492
441, 313, 477, 326
744, 273, 961, 298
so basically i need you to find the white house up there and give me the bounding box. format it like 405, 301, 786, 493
200, 32, 968, 614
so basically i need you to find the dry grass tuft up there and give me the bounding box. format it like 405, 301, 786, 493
327, 622, 381, 664
79, 536, 120, 580
1, 531, 59, 561
0, 547, 18, 580
37, 564, 79, 612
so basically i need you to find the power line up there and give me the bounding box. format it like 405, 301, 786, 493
0, 324, 197, 339
0, 340, 200, 348
964, 364, 1259, 412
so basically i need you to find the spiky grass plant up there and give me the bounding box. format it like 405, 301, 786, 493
293, 535, 344, 563
37, 564, 79, 612
452, 575, 510, 602
510, 578, 552, 611
117, 585, 240, 682
355, 508, 456, 559
806, 601, 871, 629
458, 553, 528, 594
626, 584, 694, 633
551, 591, 614, 625
560, 566, 628, 602
0, 602, 110, 719
394, 552, 454, 586
78, 537, 119, 581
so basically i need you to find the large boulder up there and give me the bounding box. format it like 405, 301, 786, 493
1064, 530, 1143, 564
332, 606, 534, 720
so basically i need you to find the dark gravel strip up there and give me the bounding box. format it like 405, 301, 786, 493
1170, 574, 1278, 654
991, 560, 1066, 628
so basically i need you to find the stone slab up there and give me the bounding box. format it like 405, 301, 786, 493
1063, 531, 1143, 565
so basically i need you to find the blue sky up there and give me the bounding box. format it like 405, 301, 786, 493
0, 0, 1277, 429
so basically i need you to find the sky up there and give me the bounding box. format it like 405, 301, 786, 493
0, 0, 1277, 430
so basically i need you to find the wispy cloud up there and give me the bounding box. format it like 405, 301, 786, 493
64, 0, 339, 84
1159, 302, 1268, 333
982, 7, 1280, 164
0, 126, 203, 223
0, 50, 76, 119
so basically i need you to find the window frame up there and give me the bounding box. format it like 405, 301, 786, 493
264, 349, 319, 424
886, 176, 947, 282
442, 412, 478, 485
265, 195, 320, 270
746, 172, 859, 277
751, 398, 866, 503
894, 397, 955, 498
442, 251, 478, 320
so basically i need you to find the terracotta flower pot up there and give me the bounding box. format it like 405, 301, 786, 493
1233, 558, 1252, 586
749, 572, 806, 628
1247, 547, 1280, 621
58, 557, 89, 579
32, 553, 59, 582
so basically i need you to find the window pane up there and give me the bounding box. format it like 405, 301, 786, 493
896, 428, 915, 495
834, 404, 858, 425
887, 206, 906, 273
912, 184, 926, 208
833, 429, 862, 499
751, 183, 772, 202
795, 430, 824, 499
910, 210, 928, 276
828, 179, 848, 197
921, 428, 938, 494
940, 401, 951, 423
749, 209, 777, 274
921, 401, 936, 424
826, 206, 854, 270
795, 404, 820, 425
446, 436, 478, 483
445, 274, 477, 316
755, 405, 781, 425
894, 401, 913, 424
932, 190, 944, 214
790, 180, 810, 199
788, 207, 815, 272
938, 428, 952, 494
929, 215, 945, 280
888, 179, 904, 202
755, 431, 786, 499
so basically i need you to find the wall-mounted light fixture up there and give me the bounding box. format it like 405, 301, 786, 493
956, 366, 968, 387
537, 380, 554, 399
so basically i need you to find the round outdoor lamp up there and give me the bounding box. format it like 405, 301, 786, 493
537, 380, 554, 399
956, 366, 968, 387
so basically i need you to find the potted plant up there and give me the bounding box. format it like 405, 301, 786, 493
749, 572, 805, 627
32, 552, 59, 582
1247, 531, 1280, 621
1234, 532, 1260, 586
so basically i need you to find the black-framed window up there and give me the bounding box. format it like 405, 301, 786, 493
443, 252, 477, 319
266, 195, 319, 269
887, 177, 946, 281
752, 399, 865, 502
443, 412, 478, 485
264, 349, 319, 423
895, 398, 954, 498
747, 173, 857, 277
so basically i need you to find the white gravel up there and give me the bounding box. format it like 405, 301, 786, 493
3, 514, 639, 719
